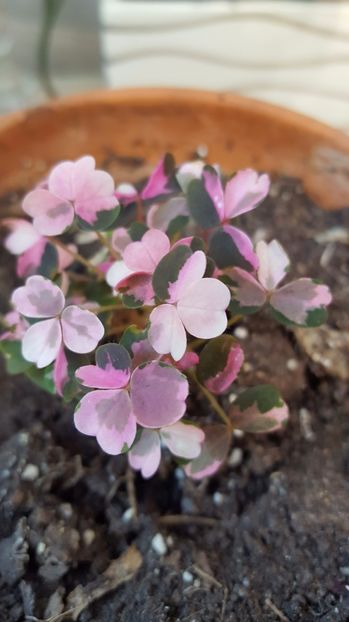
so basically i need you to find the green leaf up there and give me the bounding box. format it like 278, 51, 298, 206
0, 341, 32, 374
167, 215, 189, 238
269, 306, 328, 328
209, 228, 253, 271
128, 222, 148, 241
187, 178, 220, 229
96, 343, 131, 372
229, 299, 260, 317
152, 245, 192, 301
37, 242, 59, 278
236, 384, 283, 413
26, 365, 55, 394
120, 325, 148, 355
77, 205, 120, 232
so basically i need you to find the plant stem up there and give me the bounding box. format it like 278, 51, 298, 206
188, 370, 231, 427
95, 231, 118, 260
38, 0, 66, 98
51, 238, 104, 278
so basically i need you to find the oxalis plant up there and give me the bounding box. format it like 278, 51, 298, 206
1, 154, 332, 479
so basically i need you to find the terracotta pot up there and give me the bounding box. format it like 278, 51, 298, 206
1, 88, 349, 210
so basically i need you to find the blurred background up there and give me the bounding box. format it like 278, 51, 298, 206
1, 0, 349, 130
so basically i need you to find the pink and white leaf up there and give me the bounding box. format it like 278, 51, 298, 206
22, 317, 62, 368
128, 429, 161, 478
61, 305, 104, 353
203, 167, 225, 222
0, 311, 29, 341
148, 304, 187, 361
270, 279, 332, 326
146, 197, 189, 231
76, 363, 130, 390
118, 272, 155, 306
205, 344, 244, 395
16, 238, 47, 278
74, 389, 136, 455
123, 229, 170, 273
222, 225, 259, 271
130, 361, 189, 428
257, 240, 290, 290
230, 268, 267, 308
23, 189, 74, 236
111, 227, 132, 254
160, 422, 205, 459
167, 250, 207, 303
224, 169, 270, 219
177, 278, 230, 339
184, 424, 231, 480
176, 160, 205, 192
106, 260, 133, 288
11, 275, 65, 318
2, 218, 41, 255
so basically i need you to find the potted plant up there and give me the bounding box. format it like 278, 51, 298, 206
0, 89, 348, 621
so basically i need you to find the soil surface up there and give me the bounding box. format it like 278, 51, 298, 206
0, 175, 349, 622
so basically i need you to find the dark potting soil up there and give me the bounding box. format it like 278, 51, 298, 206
0, 176, 349, 622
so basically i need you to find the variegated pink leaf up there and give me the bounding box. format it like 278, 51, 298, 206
130, 361, 189, 428
160, 422, 205, 459
61, 305, 104, 353
74, 388, 136, 455
184, 424, 231, 479
148, 304, 187, 361
257, 239, 290, 290
224, 169, 270, 219
11, 275, 65, 318
270, 279, 332, 327
128, 429, 161, 478
23, 189, 74, 236
22, 317, 62, 368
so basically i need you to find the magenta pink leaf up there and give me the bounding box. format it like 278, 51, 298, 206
197, 335, 244, 395
141, 154, 176, 200
76, 343, 131, 389
184, 424, 231, 479
202, 166, 225, 222
130, 361, 189, 428
53, 346, 69, 396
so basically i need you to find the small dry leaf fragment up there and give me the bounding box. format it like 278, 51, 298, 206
66, 545, 142, 620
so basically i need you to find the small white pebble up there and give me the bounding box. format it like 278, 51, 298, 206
122, 507, 134, 523
212, 491, 224, 506
36, 541, 46, 555
234, 326, 249, 340
21, 464, 39, 481
242, 576, 250, 587
228, 392, 237, 404
18, 432, 29, 446
193, 579, 201, 588
229, 447, 243, 468
299, 408, 315, 442
182, 570, 194, 584
153, 567, 160, 576
59, 503, 73, 520
83, 529, 96, 547
287, 358, 299, 371
233, 429, 244, 439
242, 362, 252, 372
151, 533, 167, 556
